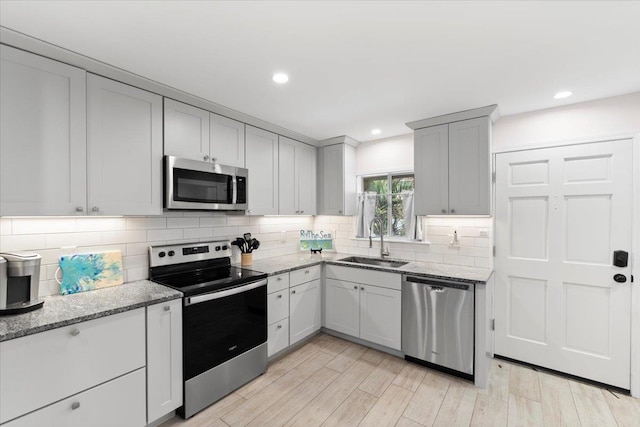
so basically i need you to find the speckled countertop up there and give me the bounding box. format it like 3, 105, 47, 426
237, 252, 493, 284
0, 280, 182, 342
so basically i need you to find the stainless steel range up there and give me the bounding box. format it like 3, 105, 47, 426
149, 240, 268, 419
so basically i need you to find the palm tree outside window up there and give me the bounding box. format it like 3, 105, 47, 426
362, 173, 415, 238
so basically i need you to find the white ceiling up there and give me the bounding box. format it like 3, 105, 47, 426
1, 1, 639, 143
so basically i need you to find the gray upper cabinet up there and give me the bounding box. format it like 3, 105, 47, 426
164, 99, 245, 168
87, 74, 163, 215
0, 45, 87, 216
210, 113, 245, 168
245, 125, 279, 215
278, 136, 316, 215
318, 143, 356, 215
414, 116, 490, 215
164, 98, 210, 161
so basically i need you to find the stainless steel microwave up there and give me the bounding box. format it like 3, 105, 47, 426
164, 156, 248, 211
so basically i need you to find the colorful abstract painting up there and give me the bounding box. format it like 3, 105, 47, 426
58, 250, 124, 295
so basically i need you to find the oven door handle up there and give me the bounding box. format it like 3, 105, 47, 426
184, 279, 268, 306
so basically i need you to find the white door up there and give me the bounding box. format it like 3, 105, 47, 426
0, 45, 87, 216
210, 113, 245, 168
297, 142, 317, 215
414, 124, 448, 215
87, 74, 163, 215
164, 98, 210, 162
325, 278, 360, 337
245, 125, 278, 215
289, 279, 321, 345
359, 285, 402, 350
495, 140, 633, 388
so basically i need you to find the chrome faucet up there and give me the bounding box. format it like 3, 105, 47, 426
370, 217, 390, 258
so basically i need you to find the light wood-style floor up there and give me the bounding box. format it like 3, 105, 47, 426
162, 333, 640, 427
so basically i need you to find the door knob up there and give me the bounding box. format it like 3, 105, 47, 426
614, 274, 627, 283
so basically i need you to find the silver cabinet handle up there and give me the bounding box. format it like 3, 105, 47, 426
75, 206, 84, 212
211, 157, 217, 162
276, 294, 282, 299
353, 285, 358, 289
360, 287, 365, 291
164, 305, 171, 311
295, 210, 300, 214
70, 328, 80, 337
277, 277, 282, 281
442, 209, 446, 214
338, 210, 343, 214
304, 269, 310, 274
204, 155, 210, 161
292, 290, 296, 294
91, 206, 99, 213
71, 402, 80, 410
277, 325, 282, 330
300, 210, 304, 214
450, 209, 456, 214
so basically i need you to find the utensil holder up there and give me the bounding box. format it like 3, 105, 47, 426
241, 253, 253, 266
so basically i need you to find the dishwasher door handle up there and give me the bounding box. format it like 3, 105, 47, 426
428, 286, 446, 292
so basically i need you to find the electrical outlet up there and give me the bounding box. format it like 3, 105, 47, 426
479, 228, 489, 237
281, 231, 287, 243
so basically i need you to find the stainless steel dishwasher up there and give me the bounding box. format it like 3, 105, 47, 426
402, 275, 474, 379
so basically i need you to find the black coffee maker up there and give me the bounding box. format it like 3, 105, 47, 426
0, 252, 44, 315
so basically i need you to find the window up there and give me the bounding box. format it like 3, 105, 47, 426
362, 173, 415, 238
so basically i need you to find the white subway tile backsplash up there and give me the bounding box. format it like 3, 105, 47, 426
126, 217, 166, 230
213, 226, 239, 237
0, 234, 47, 251
126, 267, 149, 282
167, 217, 200, 229
184, 227, 214, 239
12, 218, 77, 235
127, 242, 152, 255
226, 215, 251, 226
102, 230, 147, 245
45, 231, 103, 249
77, 217, 125, 232
123, 254, 148, 269
147, 228, 184, 242
0, 218, 11, 235
199, 217, 227, 227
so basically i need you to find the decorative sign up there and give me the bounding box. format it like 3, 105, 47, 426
300, 230, 334, 251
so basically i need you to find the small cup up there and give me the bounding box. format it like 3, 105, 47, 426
241, 253, 253, 266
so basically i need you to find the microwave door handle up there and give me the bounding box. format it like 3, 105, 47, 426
232, 176, 237, 205
185, 279, 267, 306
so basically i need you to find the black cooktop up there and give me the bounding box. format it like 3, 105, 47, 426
151, 263, 268, 297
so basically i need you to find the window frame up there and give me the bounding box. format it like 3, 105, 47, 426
360, 171, 415, 239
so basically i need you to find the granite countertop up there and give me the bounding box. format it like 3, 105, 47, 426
237, 252, 493, 284
0, 280, 182, 342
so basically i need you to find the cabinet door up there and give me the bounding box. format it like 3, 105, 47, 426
289, 279, 321, 345
325, 278, 359, 337
297, 142, 317, 215
210, 113, 245, 168
319, 144, 344, 215
448, 117, 490, 215
4, 369, 146, 427
164, 98, 210, 161
278, 136, 297, 215
0, 45, 87, 216
87, 74, 163, 215
146, 299, 183, 424
267, 289, 289, 324
360, 285, 402, 350
414, 124, 449, 215
245, 125, 279, 215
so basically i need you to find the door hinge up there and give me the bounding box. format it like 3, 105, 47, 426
492, 171, 496, 183
491, 318, 495, 331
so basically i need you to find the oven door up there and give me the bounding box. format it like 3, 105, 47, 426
165, 156, 247, 210
182, 279, 267, 381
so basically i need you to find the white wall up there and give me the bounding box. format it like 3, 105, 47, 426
493, 92, 640, 150
0, 213, 313, 297
356, 133, 413, 175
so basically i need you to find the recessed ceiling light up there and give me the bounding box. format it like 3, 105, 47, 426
272, 73, 289, 84
554, 91, 572, 99
371, 129, 382, 135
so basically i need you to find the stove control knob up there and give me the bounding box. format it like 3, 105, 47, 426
158, 251, 166, 258
168, 250, 175, 257
222, 245, 228, 250
215, 246, 221, 251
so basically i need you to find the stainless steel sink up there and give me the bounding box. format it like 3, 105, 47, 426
337, 256, 408, 269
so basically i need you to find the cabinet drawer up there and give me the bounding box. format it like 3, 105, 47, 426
325, 265, 402, 290
4, 368, 146, 427
268, 318, 289, 357
268, 289, 289, 324
0, 308, 145, 423
290, 265, 321, 287
268, 272, 290, 293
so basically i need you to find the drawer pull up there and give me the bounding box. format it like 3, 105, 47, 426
360, 287, 365, 291
292, 290, 296, 294
164, 305, 171, 311
353, 285, 358, 289
70, 328, 80, 337
277, 277, 282, 281
305, 270, 310, 274
277, 325, 282, 330
71, 402, 80, 410
276, 294, 282, 299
